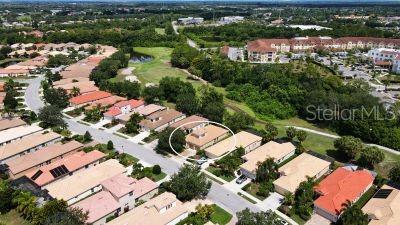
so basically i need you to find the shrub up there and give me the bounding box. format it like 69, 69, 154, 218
152, 165, 162, 175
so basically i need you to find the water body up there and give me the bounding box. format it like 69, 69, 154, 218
129, 52, 153, 63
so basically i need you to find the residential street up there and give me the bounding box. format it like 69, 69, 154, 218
24, 76, 263, 216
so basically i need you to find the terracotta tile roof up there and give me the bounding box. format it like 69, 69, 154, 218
69, 91, 112, 105
273, 153, 331, 194
72, 191, 120, 224
104, 107, 122, 117
6, 141, 83, 176
53, 77, 90, 86
240, 141, 296, 174
89, 95, 126, 107
170, 115, 209, 130
247, 39, 278, 53
25, 150, 105, 187
136, 104, 166, 116
114, 99, 145, 109
45, 159, 126, 202
107, 192, 188, 225
186, 124, 229, 149
54, 81, 98, 94
362, 184, 400, 225
204, 131, 262, 158
314, 167, 374, 216
0, 125, 43, 145
0, 118, 26, 131
101, 174, 158, 198
139, 109, 185, 131
0, 131, 61, 161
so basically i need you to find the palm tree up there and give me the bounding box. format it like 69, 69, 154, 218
70, 86, 81, 97
282, 192, 295, 206
12, 191, 37, 220
337, 200, 369, 225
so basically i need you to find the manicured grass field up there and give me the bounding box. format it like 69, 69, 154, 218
151, 171, 167, 182
120, 47, 194, 85
0, 210, 31, 225
210, 204, 233, 225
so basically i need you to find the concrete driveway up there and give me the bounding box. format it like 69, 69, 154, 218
305, 213, 331, 225
256, 192, 283, 211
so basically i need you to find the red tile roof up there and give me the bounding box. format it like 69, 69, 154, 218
69, 91, 112, 105
314, 168, 374, 216
114, 99, 145, 108
25, 150, 105, 187
247, 39, 278, 53
104, 107, 122, 117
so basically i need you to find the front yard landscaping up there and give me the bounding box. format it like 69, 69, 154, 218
242, 182, 267, 201
210, 204, 233, 225
206, 166, 235, 182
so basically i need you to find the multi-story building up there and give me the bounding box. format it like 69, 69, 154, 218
247, 36, 400, 63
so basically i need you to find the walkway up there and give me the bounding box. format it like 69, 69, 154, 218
286, 125, 400, 155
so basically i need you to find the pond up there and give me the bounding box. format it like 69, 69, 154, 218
129, 52, 153, 63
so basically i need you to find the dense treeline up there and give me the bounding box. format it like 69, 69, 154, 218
172, 45, 400, 150
183, 22, 399, 47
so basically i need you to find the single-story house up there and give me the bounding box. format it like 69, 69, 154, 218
69, 91, 112, 107
25, 150, 106, 188
45, 159, 127, 205
240, 141, 296, 180
139, 109, 186, 132
118, 104, 166, 124
101, 174, 159, 210
52, 77, 90, 86
54, 81, 99, 95
107, 192, 189, 225
104, 99, 145, 119
0, 131, 61, 164
314, 167, 374, 222
185, 124, 229, 151
0, 124, 43, 146
71, 191, 120, 225
0, 117, 26, 131
362, 184, 400, 225
5, 141, 83, 179
204, 131, 262, 158
273, 153, 331, 195
170, 115, 209, 134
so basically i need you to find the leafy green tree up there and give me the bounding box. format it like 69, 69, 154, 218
236, 208, 279, 225
166, 164, 211, 201
176, 92, 200, 115
43, 88, 70, 109
0, 180, 14, 213
83, 131, 92, 143
200, 86, 225, 123
296, 130, 308, 143
171, 44, 199, 69
262, 122, 278, 143
336, 200, 369, 225
3, 91, 18, 116
152, 165, 162, 175
195, 204, 214, 221
142, 85, 163, 104
358, 147, 385, 169
224, 112, 254, 133
286, 127, 297, 141
107, 140, 114, 150
334, 136, 363, 161
156, 127, 186, 154
43, 207, 88, 225
70, 87, 81, 97
282, 192, 295, 206
38, 105, 67, 129
255, 158, 279, 183
125, 113, 143, 134
12, 191, 37, 220
389, 164, 400, 184
294, 177, 315, 220
47, 54, 74, 67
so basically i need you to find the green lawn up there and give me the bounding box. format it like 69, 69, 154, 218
0, 210, 31, 225
151, 171, 167, 182
210, 204, 233, 225
242, 182, 267, 200
116, 47, 194, 85
206, 166, 235, 182
155, 28, 166, 35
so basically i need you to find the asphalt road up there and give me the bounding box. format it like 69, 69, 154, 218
24, 76, 261, 215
